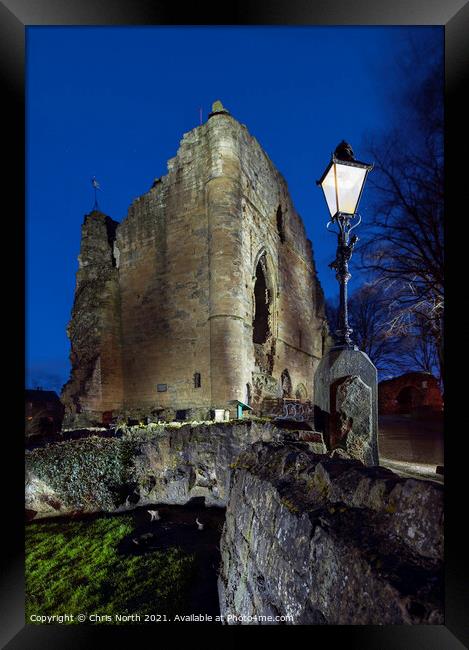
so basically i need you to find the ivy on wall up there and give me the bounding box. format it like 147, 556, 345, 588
26, 436, 140, 511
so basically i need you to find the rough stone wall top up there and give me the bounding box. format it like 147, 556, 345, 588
25, 420, 325, 518
218, 441, 443, 625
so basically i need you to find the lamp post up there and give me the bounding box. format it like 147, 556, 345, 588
316, 141, 373, 349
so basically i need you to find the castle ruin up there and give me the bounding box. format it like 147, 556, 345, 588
61, 102, 328, 426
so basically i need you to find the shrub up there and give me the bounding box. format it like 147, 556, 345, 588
26, 437, 140, 511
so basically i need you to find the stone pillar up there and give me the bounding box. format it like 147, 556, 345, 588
205, 111, 246, 410
313, 348, 379, 465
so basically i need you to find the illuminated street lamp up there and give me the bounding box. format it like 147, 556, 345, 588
317, 141, 373, 349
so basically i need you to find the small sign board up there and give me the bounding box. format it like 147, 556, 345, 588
156, 384, 167, 392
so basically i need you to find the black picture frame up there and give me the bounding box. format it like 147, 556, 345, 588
3, 0, 467, 647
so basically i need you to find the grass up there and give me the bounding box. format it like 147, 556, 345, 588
26, 514, 195, 624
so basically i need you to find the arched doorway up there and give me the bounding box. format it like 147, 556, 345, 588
396, 385, 423, 414
252, 251, 277, 379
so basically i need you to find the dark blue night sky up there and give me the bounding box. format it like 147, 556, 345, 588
26, 26, 443, 392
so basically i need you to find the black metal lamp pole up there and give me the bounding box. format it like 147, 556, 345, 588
316, 140, 373, 350
328, 212, 359, 348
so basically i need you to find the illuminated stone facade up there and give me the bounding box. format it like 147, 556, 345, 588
62, 103, 328, 426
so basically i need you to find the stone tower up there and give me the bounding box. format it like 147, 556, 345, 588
61, 102, 328, 426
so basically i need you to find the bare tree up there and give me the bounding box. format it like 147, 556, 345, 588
394, 314, 440, 378
358, 37, 444, 383
326, 283, 403, 376
326, 283, 440, 381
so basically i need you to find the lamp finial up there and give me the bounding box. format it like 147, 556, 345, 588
334, 140, 355, 161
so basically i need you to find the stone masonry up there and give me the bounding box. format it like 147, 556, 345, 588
62, 102, 327, 426
378, 371, 443, 415
25, 421, 327, 518
25, 423, 442, 624
218, 442, 443, 625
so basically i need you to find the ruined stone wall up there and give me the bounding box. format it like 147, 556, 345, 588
25, 424, 443, 625
378, 372, 443, 415
62, 105, 327, 423
62, 212, 123, 426
25, 421, 325, 518
218, 442, 443, 625
116, 125, 212, 418
221, 111, 325, 409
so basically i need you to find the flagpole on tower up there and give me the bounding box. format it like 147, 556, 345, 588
91, 176, 101, 211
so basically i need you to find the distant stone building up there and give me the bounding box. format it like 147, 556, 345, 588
378, 371, 443, 415
26, 389, 65, 437
62, 102, 328, 427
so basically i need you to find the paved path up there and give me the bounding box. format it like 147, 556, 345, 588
378, 414, 444, 483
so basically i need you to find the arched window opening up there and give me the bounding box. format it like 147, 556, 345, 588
194, 372, 201, 389
321, 322, 328, 356
276, 206, 285, 243
245, 383, 252, 406
295, 384, 307, 400
281, 369, 292, 398
253, 260, 271, 344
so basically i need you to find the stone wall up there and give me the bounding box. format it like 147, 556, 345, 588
218, 442, 443, 625
62, 103, 327, 426
378, 371, 443, 415
61, 212, 123, 427
25, 421, 326, 519
25, 421, 443, 625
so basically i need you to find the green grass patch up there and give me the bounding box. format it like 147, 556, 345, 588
26, 514, 195, 624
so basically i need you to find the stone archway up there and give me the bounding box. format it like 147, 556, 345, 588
396, 385, 424, 414
252, 251, 277, 377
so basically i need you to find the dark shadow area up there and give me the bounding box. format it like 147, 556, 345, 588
26, 502, 226, 623
281, 369, 292, 398
272, 418, 313, 431
118, 503, 226, 620
253, 260, 270, 344
313, 405, 329, 449
396, 386, 424, 414
276, 205, 285, 242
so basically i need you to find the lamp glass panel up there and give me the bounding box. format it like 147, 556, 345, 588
320, 165, 338, 217
335, 163, 367, 214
